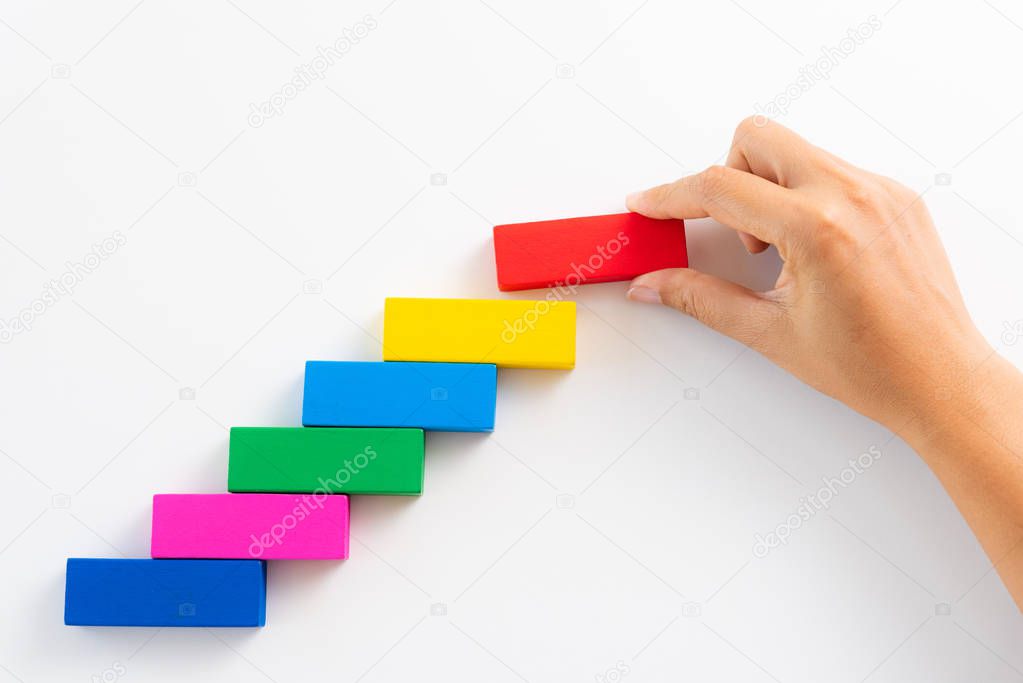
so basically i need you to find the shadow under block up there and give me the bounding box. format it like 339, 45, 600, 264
382, 297, 576, 369
493, 212, 687, 291
228, 427, 424, 495
303, 360, 497, 432
64, 558, 266, 627
151, 493, 350, 560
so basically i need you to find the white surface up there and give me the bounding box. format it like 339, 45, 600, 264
2, 0, 1023, 681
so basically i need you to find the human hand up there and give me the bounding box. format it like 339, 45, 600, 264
625, 118, 992, 438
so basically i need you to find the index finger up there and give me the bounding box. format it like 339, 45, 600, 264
626, 164, 807, 249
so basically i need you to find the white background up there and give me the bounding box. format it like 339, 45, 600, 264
2, 0, 1023, 681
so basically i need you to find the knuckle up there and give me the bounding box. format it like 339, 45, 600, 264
665, 274, 715, 323
880, 177, 918, 205
696, 165, 730, 198
809, 203, 844, 232
801, 200, 857, 257
734, 116, 762, 142
816, 153, 856, 180
841, 174, 919, 224
670, 287, 710, 322
839, 182, 877, 215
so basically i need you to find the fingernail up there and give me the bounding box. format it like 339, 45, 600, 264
626, 286, 661, 304
625, 191, 642, 208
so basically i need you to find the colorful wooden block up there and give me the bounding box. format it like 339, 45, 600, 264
493, 212, 687, 291
64, 558, 266, 627
303, 361, 497, 432
151, 493, 349, 560
228, 427, 424, 495
382, 297, 575, 369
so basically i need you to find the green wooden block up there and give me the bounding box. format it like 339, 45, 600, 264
228, 427, 424, 495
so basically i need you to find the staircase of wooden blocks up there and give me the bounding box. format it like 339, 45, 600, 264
63, 297, 577, 627
63, 211, 684, 627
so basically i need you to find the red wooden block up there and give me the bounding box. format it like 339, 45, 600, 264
493, 212, 687, 291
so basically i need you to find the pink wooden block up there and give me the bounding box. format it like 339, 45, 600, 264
151, 493, 349, 560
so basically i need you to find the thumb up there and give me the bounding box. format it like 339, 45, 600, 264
626, 268, 779, 348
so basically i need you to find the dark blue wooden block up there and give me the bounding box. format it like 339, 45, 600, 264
302, 361, 496, 432
64, 558, 266, 627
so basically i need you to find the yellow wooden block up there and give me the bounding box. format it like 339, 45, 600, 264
383, 297, 575, 369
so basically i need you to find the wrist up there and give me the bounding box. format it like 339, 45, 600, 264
898, 348, 1020, 455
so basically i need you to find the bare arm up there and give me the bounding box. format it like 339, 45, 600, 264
625, 118, 1023, 609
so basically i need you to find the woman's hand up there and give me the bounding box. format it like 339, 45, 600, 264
626, 118, 1023, 610
626, 117, 989, 439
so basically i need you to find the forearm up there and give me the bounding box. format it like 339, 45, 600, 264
901, 353, 1023, 609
